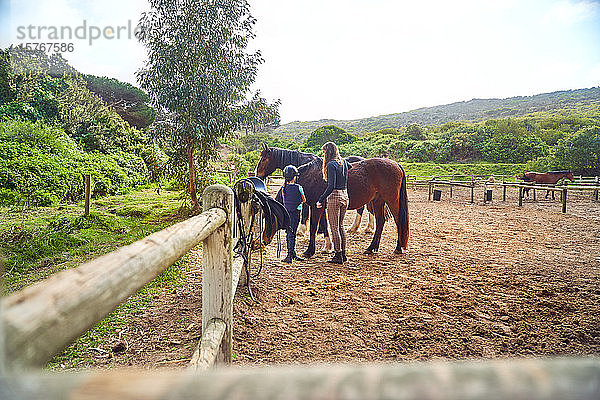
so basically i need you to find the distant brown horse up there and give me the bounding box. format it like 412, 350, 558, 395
256, 146, 409, 256
517, 170, 574, 199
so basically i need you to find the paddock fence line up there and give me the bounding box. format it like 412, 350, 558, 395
0, 184, 248, 371
421, 175, 600, 213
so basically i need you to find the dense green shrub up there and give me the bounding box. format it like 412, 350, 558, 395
302, 125, 358, 153
0, 119, 148, 205
554, 127, 600, 175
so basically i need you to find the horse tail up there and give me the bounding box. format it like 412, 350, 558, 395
398, 167, 409, 249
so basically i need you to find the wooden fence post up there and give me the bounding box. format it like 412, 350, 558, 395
562, 188, 567, 213
518, 186, 523, 207
84, 174, 91, 216
428, 182, 432, 201
202, 185, 234, 365
502, 177, 506, 202
595, 177, 599, 201
470, 180, 474, 204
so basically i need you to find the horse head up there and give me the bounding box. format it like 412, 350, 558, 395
566, 171, 575, 181
255, 144, 278, 179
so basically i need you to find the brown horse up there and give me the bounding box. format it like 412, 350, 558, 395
256, 146, 409, 256
517, 170, 574, 199
256, 145, 373, 251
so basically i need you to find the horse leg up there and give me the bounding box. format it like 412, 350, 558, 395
347, 206, 364, 233
319, 209, 333, 253
365, 202, 375, 234
302, 204, 322, 258
364, 197, 386, 254
297, 204, 309, 236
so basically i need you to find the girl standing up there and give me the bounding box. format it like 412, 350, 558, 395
316, 142, 350, 264
281, 165, 306, 263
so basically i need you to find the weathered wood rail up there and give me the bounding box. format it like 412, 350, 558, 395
1, 357, 599, 399
0, 184, 245, 371
1, 184, 600, 399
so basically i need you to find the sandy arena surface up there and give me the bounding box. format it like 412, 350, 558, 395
78, 186, 600, 368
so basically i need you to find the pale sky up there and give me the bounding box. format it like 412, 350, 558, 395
2, 0, 600, 123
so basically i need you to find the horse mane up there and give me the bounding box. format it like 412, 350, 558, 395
270, 147, 317, 169
297, 158, 323, 175
547, 170, 572, 174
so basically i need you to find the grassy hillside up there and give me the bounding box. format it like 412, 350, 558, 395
274, 87, 600, 139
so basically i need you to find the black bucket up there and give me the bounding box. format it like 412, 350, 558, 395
433, 189, 442, 201
485, 189, 492, 202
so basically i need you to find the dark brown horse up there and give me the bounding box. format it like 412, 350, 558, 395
256, 146, 409, 256
517, 170, 574, 199
256, 145, 371, 251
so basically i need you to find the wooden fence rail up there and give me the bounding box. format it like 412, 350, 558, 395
1, 184, 245, 371
426, 177, 600, 213
1, 357, 599, 399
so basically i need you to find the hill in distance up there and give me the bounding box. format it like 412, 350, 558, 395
273, 87, 600, 138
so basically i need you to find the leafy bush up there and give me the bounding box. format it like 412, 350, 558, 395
481, 119, 549, 163
554, 127, 600, 175
0, 119, 148, 205
302, 125, 358, 153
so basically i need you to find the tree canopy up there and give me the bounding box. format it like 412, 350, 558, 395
137, 0, 265, 210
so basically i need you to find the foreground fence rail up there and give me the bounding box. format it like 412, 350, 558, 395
1, 357, 599, 399
0, 184, 242, 371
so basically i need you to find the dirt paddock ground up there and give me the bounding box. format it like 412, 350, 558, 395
84, 186, 600, 368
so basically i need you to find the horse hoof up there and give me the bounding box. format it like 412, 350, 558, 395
363, 249, 375, 255
394, 249, 403, 254
302, 252, 314, 259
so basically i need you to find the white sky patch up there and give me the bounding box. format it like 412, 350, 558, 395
4, 0, 148, 83
543, 0, 600, 26
2, 0, 599, 123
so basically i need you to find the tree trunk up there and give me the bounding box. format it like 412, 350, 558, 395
188, 146, 200, 212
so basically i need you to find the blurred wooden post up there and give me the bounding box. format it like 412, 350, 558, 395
562, 188, 567, 213
84, 174, 91, 216
502, 177, 507, 201
470, 180, 474, 204
202, 185, 234, 365
518, 186, 523, 207
428, 181, 432, 201
449, 175, 454, 198
594, 177, 599, 201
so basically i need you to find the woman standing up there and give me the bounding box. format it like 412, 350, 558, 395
316, 142, 350, 264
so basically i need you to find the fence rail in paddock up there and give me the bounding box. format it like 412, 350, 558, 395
0, 184, 247, 371
425, 176, 600, 213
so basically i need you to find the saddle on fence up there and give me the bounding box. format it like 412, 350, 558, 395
234, 177, 290, 250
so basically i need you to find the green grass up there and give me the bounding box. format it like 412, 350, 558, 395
0, 187, 196, 369
48, 255, 192, 370
0, 188, 188, 294
402, 162, 526, 179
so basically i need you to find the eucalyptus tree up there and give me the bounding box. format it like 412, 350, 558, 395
137, 0, 262, 211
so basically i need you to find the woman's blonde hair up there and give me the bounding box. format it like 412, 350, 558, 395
321, 142, 342, 181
